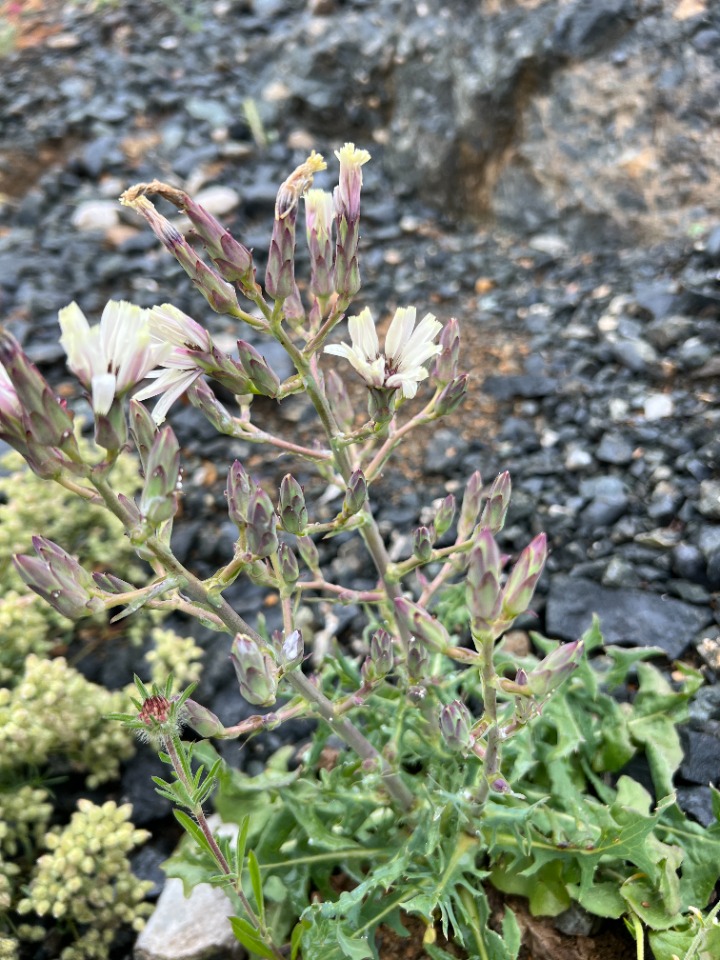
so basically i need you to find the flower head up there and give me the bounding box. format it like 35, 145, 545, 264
59, 300, 170, 415
334, 143, 371, 223
325, 306, 442, 399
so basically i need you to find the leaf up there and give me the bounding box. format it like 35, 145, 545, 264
603, 645, 666, 690
657, 803, 720, 906
173, 809, 217, 862
229, 916, 278, 959
336, 927, 375, 960
248, 850, 265, 924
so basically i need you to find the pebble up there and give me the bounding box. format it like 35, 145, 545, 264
595, 433, 634, 465
70, 200, 120, 232
643, 393, 674, 420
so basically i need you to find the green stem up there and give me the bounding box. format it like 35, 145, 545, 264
682, 899, 720, 960
632, 912, 644, 960
474, 632, 501, 805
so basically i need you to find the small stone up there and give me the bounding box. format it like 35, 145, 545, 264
71, 200, 120, 232
596, 433, 634, 465
699, 481, 720, 519
565, 446, 593, 471
643, 394, 674, 421
193, 185, 240, 217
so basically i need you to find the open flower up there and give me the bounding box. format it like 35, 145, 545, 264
59, 300, 170, 415
324, 306, 442, 399
133, 304, 210, 424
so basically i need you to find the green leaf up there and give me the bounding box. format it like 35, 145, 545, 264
174, 809, 217, 862
336, 927, 374, 960
229, 916, 278, 959
603, 645, 665, 690
248, 850, 265, 924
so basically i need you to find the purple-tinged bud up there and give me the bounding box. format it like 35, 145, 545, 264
432, 318, 461, 385
279, 629, 304, 672
183, 699, 225, 738
526, 639, 584, 700
480, 471, 512, 535
490, 777, 511, 794
305, 188, 335, 298
278, 542, 300, 584
267, 153, 326, 301
120, 193, 241, 316
413, 526, 434, 563
434, 495, 456, 539
187, 378, 233, 433
325, 369, 354, 432
227, 460, 252, 527
439, 700, 474, 753
140, 426, 180, 524
178, 194, 255, 288
457, 470, 483, 541
297, 535, 320, 573
93, 396, 128, 453
129, 399, 157, 472
333, 143, 370, 298
138, 694, 172, 728
195, 347, 253, 397
501, 532, 547, 619
118, 493, 142, 525
368, 628, 394, 679
434, 375, 468, 417
394, 597, 451, 652
231, 634, 278, 706
407, 638, 429, 682
342, 469, 367, 519
246, 486, 278, 559
466, 528, 503, 623
279, 475, 308, 535
367, 386, 395, 425
92, 571, 134, 593
14, 537, 103, 620
236, 340, 280, 398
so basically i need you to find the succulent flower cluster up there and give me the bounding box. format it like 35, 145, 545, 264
16, 800, 153, 960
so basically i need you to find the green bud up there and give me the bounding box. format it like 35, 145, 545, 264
466, 528, 502, 624
14, 537, 104, 620
413, 526, 434, 563
231, 635, 278, 706
187, 378, 233, 433
236, 340, 280, 398
457, 470, 483, 541
434, 374, 467, 417
394, 597, 451, 652
297, 535, 320, 573
342, 469, 367, 518
526, 640, 583, 700
433, 495, 456, 539
439, 700, 474, 753
278, 542, 300, 584
501, 532, 547, 619
279, 475, 308, 534
227, 460, 252, 528
368, 628, 394, 679
367, 386, 395, 424
480, 471, 512, 534
183, 699, 225, 738
432, 318, 460, 385
406, 638, 429, 682
246, 486, 278, 559
139, 426, 180, 525
129, 399, 158, 471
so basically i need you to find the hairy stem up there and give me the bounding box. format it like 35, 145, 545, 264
474, 632, 501, 806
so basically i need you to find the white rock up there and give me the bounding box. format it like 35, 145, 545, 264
134, 878, 240, 960
71, 200, 120, 232
194, 185, 241, 217
565, 447, 593, 471
643, 393, 674, 420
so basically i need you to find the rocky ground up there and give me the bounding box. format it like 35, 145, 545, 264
1, 0, 720, 958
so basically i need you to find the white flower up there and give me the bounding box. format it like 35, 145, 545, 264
58, 300, 170, 415
325, 306, 442, 399
132, 350, 203, 425
0, 363, 21, 421
146, 303, 212, 353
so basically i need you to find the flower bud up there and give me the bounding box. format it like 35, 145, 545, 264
236, 340, 280, 398
434, 495, 456, 539
246, 486, 278, 559
94, 396, 128, 453
466, 527, 502, 624
526, 639, 584, 700
368, 628, 394, 679
501, 532, 547, 619
333, 143, 370, 298
413, 526, 434, 563
457, 470, 483, 541
279, 629, 304, 672
14, 537, 104, 620
227, 460, 252, 528
297, 535, 320, 573
176, 192, 255, 288
231, 634, 278, 706
406, 638, 429, 682
367, 386, 395, 425
434, 375, 467, 417
138, 694, 172, 729
139, 426, 180, 525
278, 542, 300, 584
394, 597, 451, 653
480, 471, 512, 535
187, 379, 233, 433
279, 475, 308, 535
439, 700, 474, 753
183, 699, 225, 738
432, 318, 460, 385
305, 188, 335, 298
129, 399, 158, 472
342, 469, 367, 519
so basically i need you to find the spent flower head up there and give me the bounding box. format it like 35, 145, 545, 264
325, 306, 442, 399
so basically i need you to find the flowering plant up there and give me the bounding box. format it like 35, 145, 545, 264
2, 146, 719, 960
